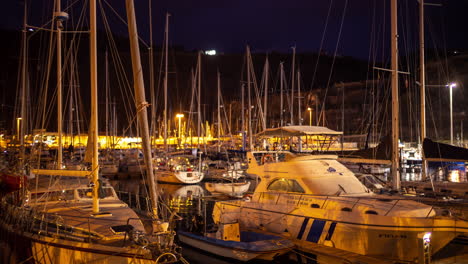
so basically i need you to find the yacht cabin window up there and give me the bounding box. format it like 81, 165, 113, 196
267, 178, 305, 193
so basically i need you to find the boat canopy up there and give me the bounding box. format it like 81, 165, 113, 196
256, 126, 342, 137
423, 138, 468, 162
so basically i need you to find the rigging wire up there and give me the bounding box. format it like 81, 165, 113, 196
317, 0, 349, 127
309, 0, 333, 92
102, 0, 149, 48
99, 0, 137, 135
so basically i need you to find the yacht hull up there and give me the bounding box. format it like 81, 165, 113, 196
156, 171, 204, 184
214, 199, 468, 262
205, 181, 250, 197
0, 222, 173, 264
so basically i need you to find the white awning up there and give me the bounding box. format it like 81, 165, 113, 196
256, 125, 343, 137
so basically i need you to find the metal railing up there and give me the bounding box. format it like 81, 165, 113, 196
251, 191, 451, 218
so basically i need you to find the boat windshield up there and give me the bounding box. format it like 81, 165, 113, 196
302, 177, 368, 196
253, 152, 292, 165
78, 187, 115, 199
267, 178, 305, 193
364, 175, 379, 185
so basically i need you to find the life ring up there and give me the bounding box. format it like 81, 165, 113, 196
262, 154, 274, 164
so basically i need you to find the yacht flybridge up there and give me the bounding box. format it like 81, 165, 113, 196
213, 127, 468, 262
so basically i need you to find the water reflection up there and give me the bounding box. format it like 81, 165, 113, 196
108, 179, 206, 215
401, 172, 422, 182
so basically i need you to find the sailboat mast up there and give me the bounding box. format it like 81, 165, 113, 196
241, 82, 245, 150
20, 1, 27, 168
297, 70, 301, 125
189, 69, 195, 147
126, 0, 158, 216
56, 0, 63, 169
419, 0, 427, 180
90, 0, 100, 214
149, 0, 155, 145
391, 0, 400, 191
291, 46, 295, 125
164, 13, 170, 152
246, 46, 252, 150
113, 98, 117, 148
280, 62, 284, 127
105, 50, 109, 149
217, 70, 221, 152
68, 52, 74, 147
263, 57, 269, 130
197, 52, 202, 148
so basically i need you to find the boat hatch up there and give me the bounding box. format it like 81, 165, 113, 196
110, 224, 134, 234
187, 172, 193, 177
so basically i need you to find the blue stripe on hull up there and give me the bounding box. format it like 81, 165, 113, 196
325, 222, 337, 241
306, 220, 326, 243
297, 217, 310, 240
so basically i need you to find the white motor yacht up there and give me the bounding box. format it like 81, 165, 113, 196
213, 151, 468, 262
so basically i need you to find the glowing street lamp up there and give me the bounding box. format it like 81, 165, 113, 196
176, 114, 184, 139
447, 83, 456, 145
307, 107, 312, 126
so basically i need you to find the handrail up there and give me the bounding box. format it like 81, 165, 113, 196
250, 191, 442, 218
252, 190, 439, 202
296, 194, 303, 206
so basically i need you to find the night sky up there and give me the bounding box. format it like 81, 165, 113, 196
1, 0, 467, 59
0, 0, 467, 138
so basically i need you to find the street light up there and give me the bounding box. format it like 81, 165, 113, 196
447, 83, 456, 145
176, 114, 184, 140
16, 117, 22, 141
307, 107, 312, 126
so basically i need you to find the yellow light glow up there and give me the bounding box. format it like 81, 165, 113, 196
449, 170, 460, 183
423, 232, 431, 243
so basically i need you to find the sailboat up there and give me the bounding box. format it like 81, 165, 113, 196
155, 153, 205, 184
154, 40, 205, 185
0, 0, 179, 262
